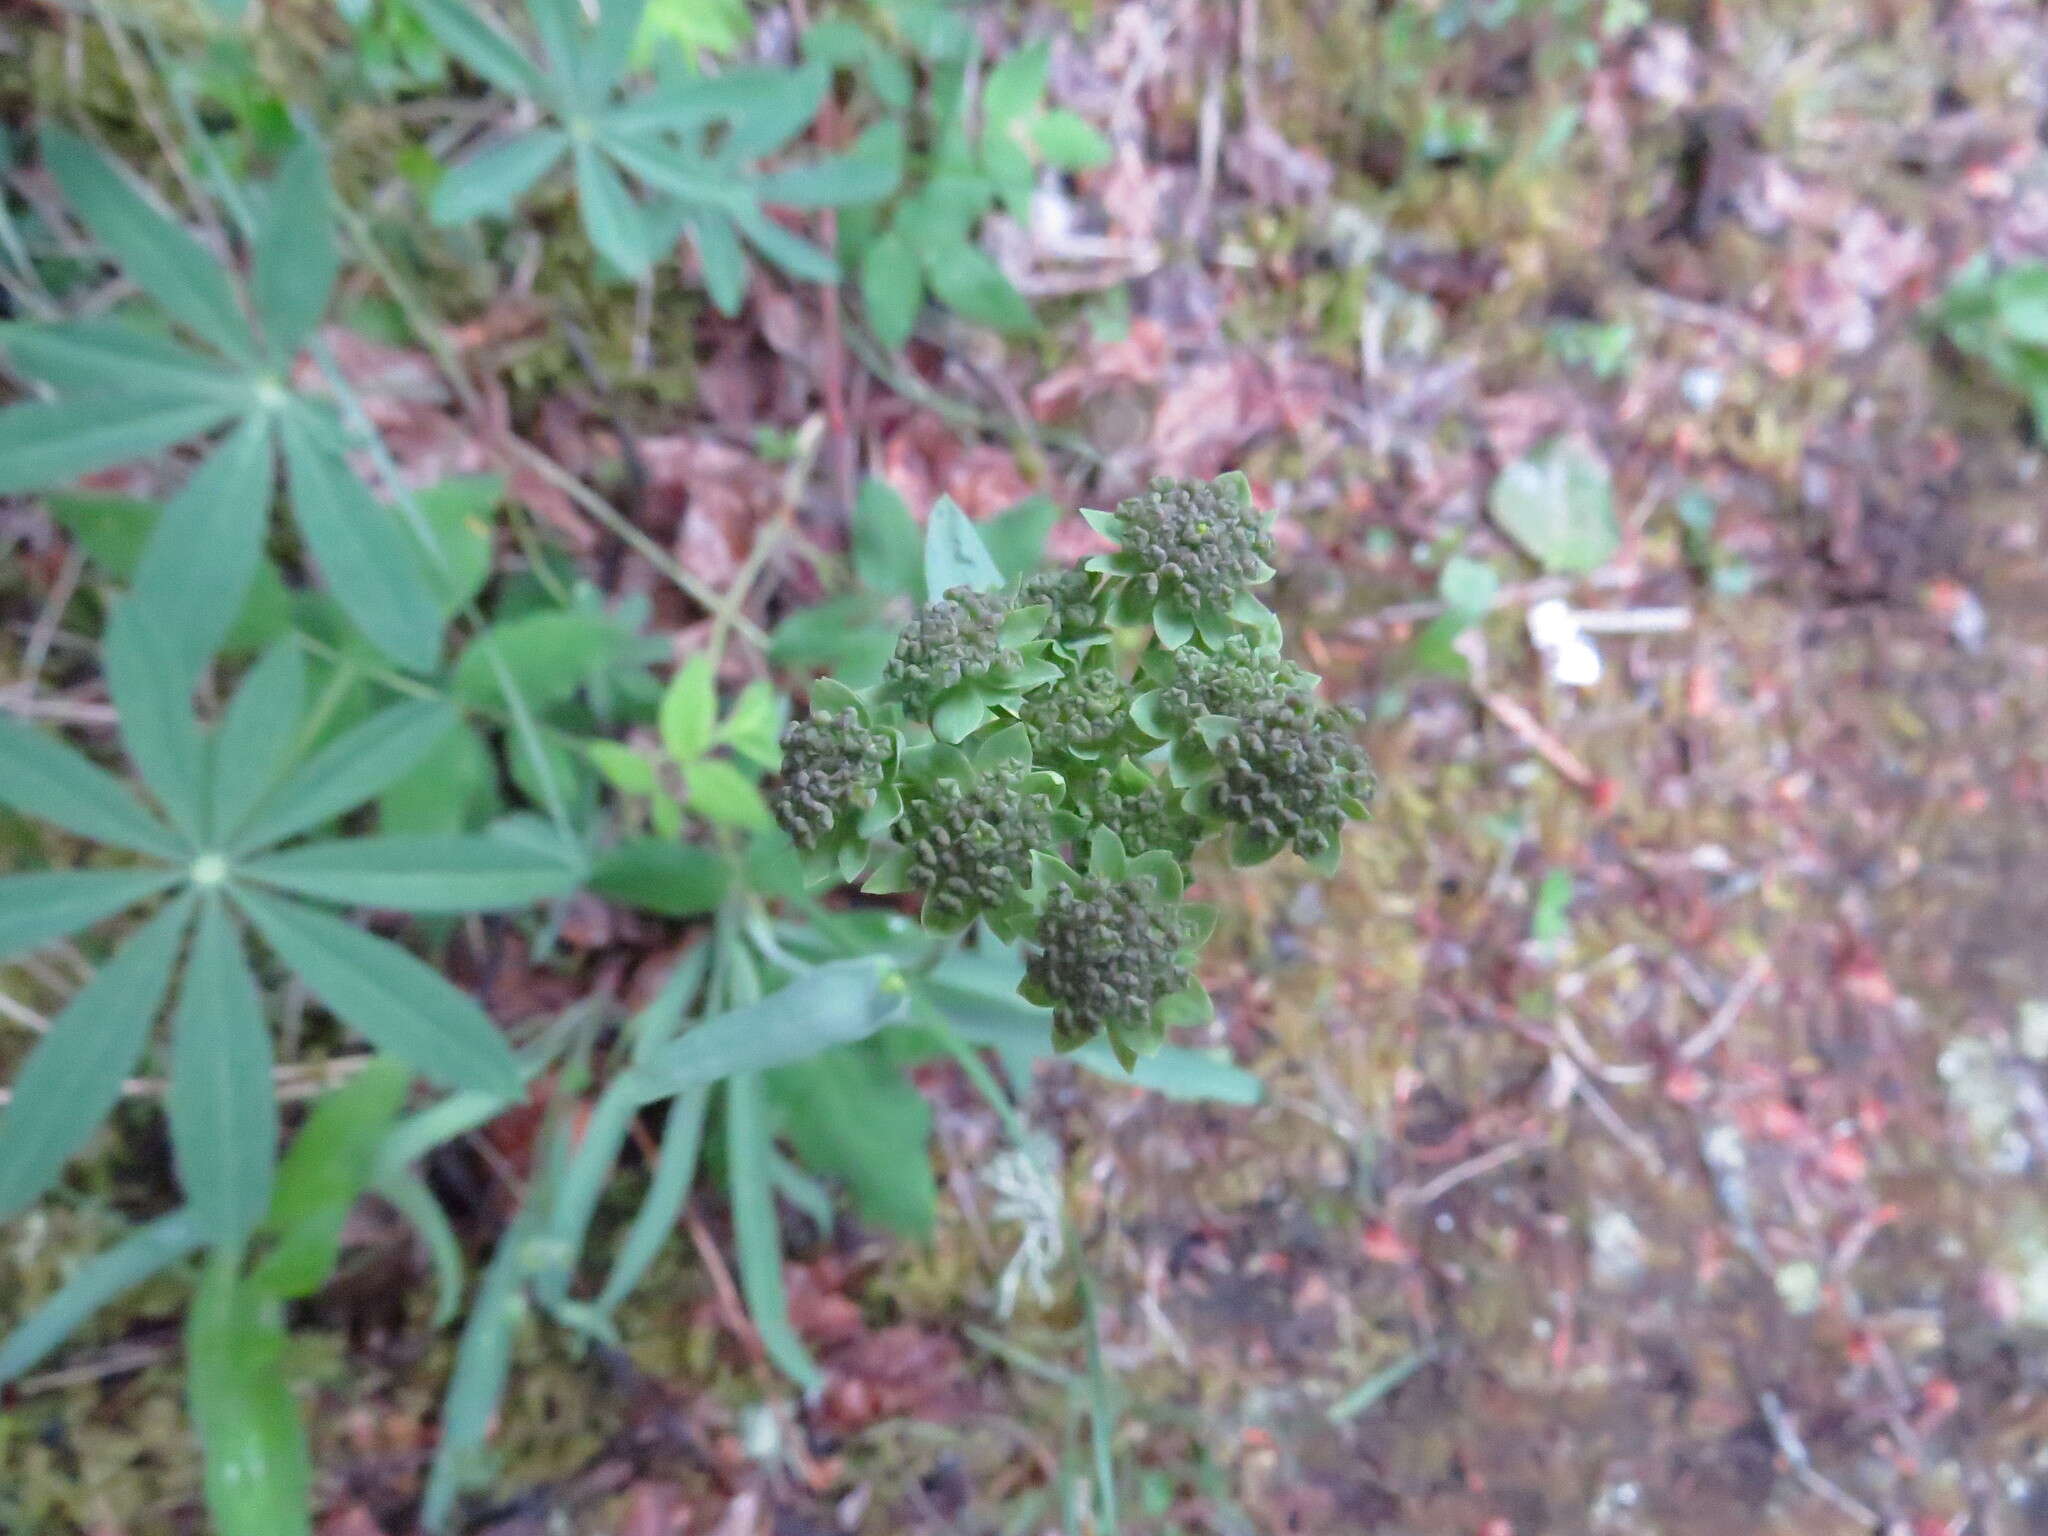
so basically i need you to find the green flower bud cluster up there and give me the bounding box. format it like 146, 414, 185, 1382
1019, 662, 1127, 762
1111, 476, 1274, 610
769, 471, 1372, 1072
1206, 695, 1374, 865
1026, 876, 1193, 1055
896, 760, 1055, 933
881, 586, 1015, 716
772, 707, 891, 851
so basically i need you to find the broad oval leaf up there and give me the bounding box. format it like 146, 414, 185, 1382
0, 892, 194, 1220
168, 898, 278, 1245
231, 698, 455, 855
0, 868, 178, 964
241, 834, 577, 913
0, 712, 182, 859
236, 886, 521, 1098
658, 652, 717, 763
924, 494, 1003, 596
852, 477, 923, 600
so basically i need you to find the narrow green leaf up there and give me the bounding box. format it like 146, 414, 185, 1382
131, 415, 276, 686
379, 722, 495, 835
770, 1042, 935, 1236
683, 756, 772, 830
42, 127, 254, 361
252, 136, 339, 359
1, 319, 249, 399
595, 1086, 706, 1313
168, 898, 277, 1245
252, 1057, 411, 1298
0, 893, 193, 1220
410, 0, 546, 97
625, 958, 904, 1101
574, 142, 651, 277
419, 1205, 538, 1533
237, 887, 521, 1097
232, 698, 454, 854
721, 60, 829, 158
924, 494, 1003, 595
927, 240, 1033, 332
241, 834, 575, 913
852, 477, 922, 599
588, 0, 649, 89
208, 641, 307, 845
376, 1168, 465, 1328
0, 713, 182, 858
102, 599, 209, 842
658, 652, 717, 762
685, 210, 746, 315
186, 1256, 313, 1536
733, 203, 838, 283
726, 1071, 822, 1389
0, 393, 239, 496
278, 408, 444, 672
0, 1210, 203, 1386
524, 0, 589, 93
0, 868, 176, 963
430, 130, 567, 225
755, 147, 901, 208
591, 837, 729, 917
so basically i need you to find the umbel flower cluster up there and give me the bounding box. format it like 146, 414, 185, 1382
771, 472, 1374, 1069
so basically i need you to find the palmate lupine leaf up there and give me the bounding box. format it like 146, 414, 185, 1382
414, 0, 895, 295
0, 130, 443, 673
0, 641, 570, 1257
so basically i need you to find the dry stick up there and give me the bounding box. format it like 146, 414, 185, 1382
1478, 689, 1597, 793
1756, 1389, 1882, 1529
0, 1053, 374, 1108
1392, 1137, 1539, 1211
1678, 955, 1773, 1062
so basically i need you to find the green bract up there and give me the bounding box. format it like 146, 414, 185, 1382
768, 471, 1376, 1066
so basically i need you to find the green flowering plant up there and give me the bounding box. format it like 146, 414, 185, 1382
770, 476, 1373, 1069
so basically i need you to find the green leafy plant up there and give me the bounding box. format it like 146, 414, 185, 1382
1932, 255, 2048, 437
772, 477, 1375, 1067
0, 130, 449, 674
414, 0, 899, 293
827, 31, 1112, 344
0, 622, 577, 1242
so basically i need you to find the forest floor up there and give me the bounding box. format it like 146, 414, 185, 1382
7, 1, 2048, 1533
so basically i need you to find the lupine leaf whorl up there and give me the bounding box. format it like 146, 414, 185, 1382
1212, 696, 1375, 860
1156, 634, 1309, 729
771, 707, 890, 849
1026, 876, 1192, 1050
1116, 476, 1273, 608
1018, 567, 1103, 644
899, 762, 1056, 930
883, 586, 1012, 717
1073, 770, 1200, 863
1019, 663, 1126, 762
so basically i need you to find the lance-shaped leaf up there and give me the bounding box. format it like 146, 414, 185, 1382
0, 712, 183, 858
103, 598, 209, 843
231, 698, 454, 854
1, 319, 250, 399
410, 0, 547, 99
0, 393, 240, 496
726, 1071, 821, 1389
252, 136, 340, 361
42, 126, 254, 362
0, 1210, 203, 1386
573, 140, 651, 277
0, 868, 178, 964
430, 130, 567, 224
186, 1256, 313, 1536
208, 641, 308, 845
130, 415, 276, 688
278, 407, 444, 673
168, 898, 277, 1245
237, 886, 521, 1098
241, 834, 577, 913
0, 892, 193, 1220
